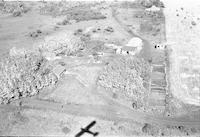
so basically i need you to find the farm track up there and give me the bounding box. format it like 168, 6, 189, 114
1, 98, 200, 127
148, 61, 167, 113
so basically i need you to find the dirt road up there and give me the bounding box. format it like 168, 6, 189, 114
1, 98, 199, 128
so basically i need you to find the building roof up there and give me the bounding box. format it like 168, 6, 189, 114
145, 5, 160, 12
122, 46, 137, 51
126, 37, 143, 48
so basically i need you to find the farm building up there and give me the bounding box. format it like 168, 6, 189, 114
126, 37, 143, 48
115, 46, 137, 55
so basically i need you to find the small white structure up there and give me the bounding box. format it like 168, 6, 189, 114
115, 46, 136, 56
104, 43, 123, 54
116, 47, 122, 54
145, 5, 161, 12
42, 52, 61, 61
104, 43, 120, 49
104, 41, 139, 56
126, 37, 143, 48
154, 44, 167, 50
121, 46, 136, 55
126, 37, 143, 54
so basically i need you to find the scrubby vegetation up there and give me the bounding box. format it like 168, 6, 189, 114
142, 123, 160, 136
65, 7, 106, 22
56, 19, 71, 26
0, 31, 87, 104
115, 0, 164, 9
29, 29, 43, 38
39, 35, 85, 57
0, 48, 58, 104
142, 123, 200, 136
0, 1, 30, 16
39, 1, 106, 21
84, 40, 106, 54
137, 0, 165, 8
97, 56, 151, 106
39, 1, 71, 17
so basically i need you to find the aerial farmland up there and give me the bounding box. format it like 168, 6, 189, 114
0, 0, 200, 136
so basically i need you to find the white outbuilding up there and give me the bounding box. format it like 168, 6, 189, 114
121, 46, 137, 55
126, 37, 143, 54
145, 5, 161, 12
126, 37, 143, 47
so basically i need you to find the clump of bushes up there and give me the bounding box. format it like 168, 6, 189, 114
29, 29, 43, 38
39, 1, 65, 17
65, 8, 106, 22
97, 56, 150, 106
56, 19, 71, 26
0, 48, 58, 104
142, 123, 160, 136
39, 1, 83, 17
39, 1, 106, 21
0, 31, 87, 104
138, 0, 164, 8
39, 34, 85, 57
0, 2, 30, 16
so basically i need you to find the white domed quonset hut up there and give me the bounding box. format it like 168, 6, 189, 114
114, 37, 143, 56
123, 37, 143, 55
126, 37, 143, 47
145, 5, 161, 12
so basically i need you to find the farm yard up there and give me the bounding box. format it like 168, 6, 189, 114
0, 0, 200, 136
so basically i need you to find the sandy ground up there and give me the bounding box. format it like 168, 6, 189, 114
164, 0, 200, 106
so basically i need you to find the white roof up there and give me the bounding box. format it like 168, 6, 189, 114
122, 46, 136, 51
126, 37, 143, 48
145, 5, 161, 12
